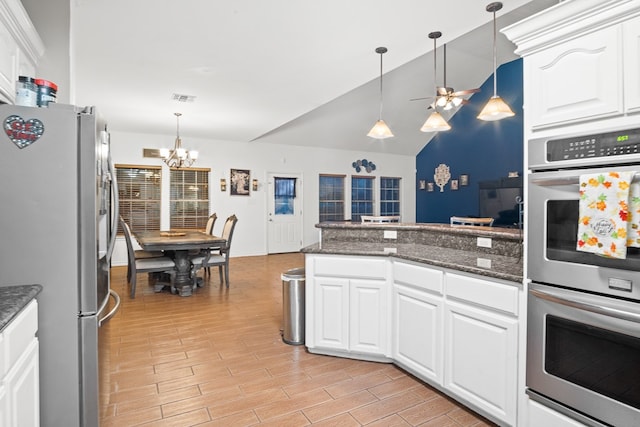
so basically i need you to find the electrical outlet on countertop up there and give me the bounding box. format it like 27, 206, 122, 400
477, 237, 492, 248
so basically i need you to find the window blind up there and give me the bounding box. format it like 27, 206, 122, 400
115, 165, 162, 234
170, 168, 210, 229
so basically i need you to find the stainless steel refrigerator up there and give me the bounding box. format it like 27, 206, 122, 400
0, 103, 120, 426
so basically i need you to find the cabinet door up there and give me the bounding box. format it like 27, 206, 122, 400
313, 276, 349, 350
528, 25, 623, 129
624, 16, 640, 113
5, 339, 39, 427
444, 300, 518, 426
393, 284, 443, 385
350, 279, 389, 356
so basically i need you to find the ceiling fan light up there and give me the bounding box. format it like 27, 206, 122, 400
477, 95, 515, 121
421, 111, 451, 132
367, 119, 394, 139
190, 150, 199, 160
436, 97, 447, 107
452, 97, 463, 107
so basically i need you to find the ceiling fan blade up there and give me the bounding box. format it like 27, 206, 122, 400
451, 88, 481, 96
410, 96, 434, 102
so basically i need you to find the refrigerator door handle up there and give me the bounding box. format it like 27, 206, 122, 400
105, 131, 119, 263
99, 289, 120, 327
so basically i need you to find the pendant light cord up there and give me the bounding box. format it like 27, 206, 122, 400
378, 51, 384, 120
492, 7, 498, 97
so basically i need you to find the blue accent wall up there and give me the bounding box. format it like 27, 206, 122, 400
415, 59, 524, 223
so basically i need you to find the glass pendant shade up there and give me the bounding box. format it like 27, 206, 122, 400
367, 119, 394, 139
477, 95, 515, 121
420, 111, 451, 132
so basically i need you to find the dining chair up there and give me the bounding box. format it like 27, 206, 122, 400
120, 216, 164, 283
192, 214, 238, 288
205, 212, 217, 235
450, 216, 494, 226
119, 217, 176, 298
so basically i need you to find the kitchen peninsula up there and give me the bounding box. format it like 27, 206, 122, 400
302, 221, 524, 426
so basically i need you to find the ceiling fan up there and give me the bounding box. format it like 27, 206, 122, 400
411, 31, 480, 110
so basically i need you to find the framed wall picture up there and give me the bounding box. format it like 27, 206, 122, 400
460, 174, 469, 186
427, 182, 434, 192
230, 168, 250, 195
419, 179, 426, 190
451, 179, 459, 190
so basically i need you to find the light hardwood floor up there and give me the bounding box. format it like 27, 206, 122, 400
102, 253, 496, 426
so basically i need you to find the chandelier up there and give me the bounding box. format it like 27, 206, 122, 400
160, 112, 198, 168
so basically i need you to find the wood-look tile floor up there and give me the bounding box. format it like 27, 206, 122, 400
102, 253, 496, 426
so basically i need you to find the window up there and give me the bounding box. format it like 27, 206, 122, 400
319, 174, 345, 222
170, 168, 210, 229
116, 165, 161, 233
351, 176, 374, 222
380, 177, 401, 216
274, 177, 296, 215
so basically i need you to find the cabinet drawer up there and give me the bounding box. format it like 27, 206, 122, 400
313, 255, 387, 280
445, 273, 519, 315
2, 300, 38, 375
394, 260, 443, 295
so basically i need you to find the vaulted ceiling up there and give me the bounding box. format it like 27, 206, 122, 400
71, 0, 558, 155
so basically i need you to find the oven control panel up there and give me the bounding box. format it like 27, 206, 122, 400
547, 127, 640, 161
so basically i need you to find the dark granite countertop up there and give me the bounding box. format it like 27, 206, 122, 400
316, 221, 522, 241
302, 242, 523, 283
0, 284, 42, 331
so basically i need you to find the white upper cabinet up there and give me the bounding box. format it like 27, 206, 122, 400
527, 26, 623, 129
0, 0, 44, 103
623, 15, 640, 113
504, 0, 640, 133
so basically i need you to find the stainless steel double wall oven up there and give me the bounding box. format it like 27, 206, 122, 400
527, 127, 640, 427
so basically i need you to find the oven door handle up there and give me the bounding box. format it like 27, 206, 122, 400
530, 288, 640, 323
531, 174, 640, 187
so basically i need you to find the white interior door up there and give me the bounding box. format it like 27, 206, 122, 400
267, 173, 303, 253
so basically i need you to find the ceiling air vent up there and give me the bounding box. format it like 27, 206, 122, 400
171, 93, 196, 103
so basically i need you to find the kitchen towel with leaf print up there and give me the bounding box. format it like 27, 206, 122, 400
628, 179, 640, 247
577, 171, 635, 259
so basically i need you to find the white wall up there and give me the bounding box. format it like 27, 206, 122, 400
110, 130, 416, 265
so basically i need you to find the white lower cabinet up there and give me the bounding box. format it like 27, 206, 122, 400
307, 255, 390, 359
313, 276, 349, 350
0, 299, 40, 427
444, 273, 519, 426
392, 261, 444, 385
444, 300, 518, 425
306, 255, 522, 426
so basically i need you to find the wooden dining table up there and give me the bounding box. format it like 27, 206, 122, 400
133, 230, 226, 296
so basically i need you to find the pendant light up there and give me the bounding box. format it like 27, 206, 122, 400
477, 2, 515, 121
421, 32, 451, 132
367, 47, 394, 139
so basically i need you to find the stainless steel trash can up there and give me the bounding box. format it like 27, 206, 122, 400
281, 267, 305, 345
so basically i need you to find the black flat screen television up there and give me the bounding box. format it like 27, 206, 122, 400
478, 176, 523, 227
